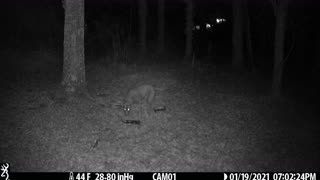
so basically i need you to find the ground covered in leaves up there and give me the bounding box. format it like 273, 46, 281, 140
0, 51, 319, 171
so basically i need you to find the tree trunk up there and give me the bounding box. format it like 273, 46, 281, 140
157, 0, 165, 54
232, 0, 244, 69
272, 12, 286, 97
184, 0, 193, 61
139, 0, 147, 57
62, 0, 86, 93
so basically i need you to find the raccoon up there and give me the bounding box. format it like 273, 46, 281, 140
123, 84, 156, 115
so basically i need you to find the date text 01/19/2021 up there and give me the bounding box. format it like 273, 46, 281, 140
225, 173, 316, 180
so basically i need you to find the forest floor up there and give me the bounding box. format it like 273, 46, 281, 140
0, 50, 319, 171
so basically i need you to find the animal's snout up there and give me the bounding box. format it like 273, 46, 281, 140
123, 105, 131, 116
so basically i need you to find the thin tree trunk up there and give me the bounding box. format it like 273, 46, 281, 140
62, 0, 86, 93
232, 0, 244, 69
184, 0, 193, 61
139, 0, 147, 57
272, 12, 286, 97
158, 0, 165, 54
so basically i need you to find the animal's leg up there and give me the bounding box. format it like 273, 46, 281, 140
147, 89, 155, 103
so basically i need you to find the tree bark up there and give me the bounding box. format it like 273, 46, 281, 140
232, 0, 244, 69
184, 0, 193, 61
139, 0, 147, 57
157, 0, 165, 54
62, 0, 86, 93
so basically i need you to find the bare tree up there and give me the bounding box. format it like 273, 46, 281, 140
157, 0, 165, 54
269, 0, 289, 97
61, 0, 86, 93
232, 0, 244, 69
184, 0, 193, 61
139, 0, 147, 57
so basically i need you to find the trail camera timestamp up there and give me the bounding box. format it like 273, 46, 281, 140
225, 173, 316, 180
273, 173, 316, 180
